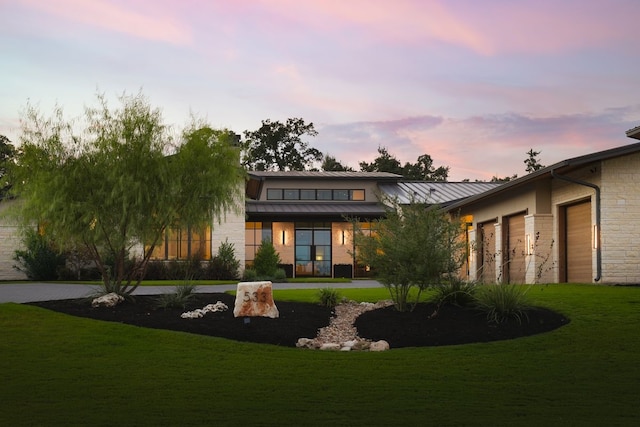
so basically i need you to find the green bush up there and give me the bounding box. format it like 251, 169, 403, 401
243, 268, 258, 281
156, 283, 198, 309
252, 239, 281, 277
317, 287, 341, 308
206, 239, 240, 280
13, 228, 66, 280
474, 284, 531, 324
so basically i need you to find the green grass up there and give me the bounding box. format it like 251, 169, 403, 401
1, 284, 639, 426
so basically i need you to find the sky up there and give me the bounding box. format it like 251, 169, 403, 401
1, 0, 640, 181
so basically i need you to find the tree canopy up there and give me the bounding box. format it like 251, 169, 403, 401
0, 134, 16, 199
321, 154, 353, 171
524, 148, 544, 173
242, 118, 322, 171
8, 92, 245, 294
359, 146, 449, 181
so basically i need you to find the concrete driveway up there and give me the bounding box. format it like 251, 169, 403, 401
0, 280, 384, 303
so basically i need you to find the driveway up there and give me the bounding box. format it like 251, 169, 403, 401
0, 280, 384, 303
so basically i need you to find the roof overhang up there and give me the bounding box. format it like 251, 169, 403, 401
444, 141, 640, 212
245, 201, 386, 221
626, 126, 640, 140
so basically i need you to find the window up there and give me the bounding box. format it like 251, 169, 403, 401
151, 226, 212, 260
300, 189, 316, 200
333, 189, 349, 200
265, 188, 366, 201
351, 189, 365, 201
245, 221, 272, 266
317, 189, 332, 200
267, 189, 283, 200
284, 189, 299, 200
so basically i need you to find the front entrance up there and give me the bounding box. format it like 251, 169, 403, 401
295, 222, 332, 277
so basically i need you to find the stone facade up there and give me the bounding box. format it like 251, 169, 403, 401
0, 201, 27, 281
600, 152, 640, 283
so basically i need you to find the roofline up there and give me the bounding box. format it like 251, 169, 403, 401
246, 171, 402, 181
626, 125, 640, 140
445, 141, 640, 211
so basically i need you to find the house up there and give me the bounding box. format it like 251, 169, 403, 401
244, 171, 498, 278
446, 128, 640, 285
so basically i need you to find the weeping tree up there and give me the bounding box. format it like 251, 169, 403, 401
8, 92, 245, 295
354, 197, 466, 311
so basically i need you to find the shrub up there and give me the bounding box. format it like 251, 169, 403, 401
317, 287, 341, 308
252, 239, 281, 277
431, 279, 477, 308
272, 268, 287, 283
13, 228, 66, 280
206, 239, 240, 280
243, 268, 258, 281
474, 284, 531, 324
156, 283, 198, 309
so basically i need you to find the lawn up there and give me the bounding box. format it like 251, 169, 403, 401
1, 284, 639, 426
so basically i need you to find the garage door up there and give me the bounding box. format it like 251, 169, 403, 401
479, 221, 496, 283
565, 201, 592, 283
506, 214, 526, 283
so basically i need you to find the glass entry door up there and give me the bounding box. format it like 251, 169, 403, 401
295, 222, 331, 277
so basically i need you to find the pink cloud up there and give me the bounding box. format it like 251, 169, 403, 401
19, 0, 192, 45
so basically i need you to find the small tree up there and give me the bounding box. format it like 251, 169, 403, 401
8, 92, 244, 295
252, 239, 281, 277
355, 197, 466, 311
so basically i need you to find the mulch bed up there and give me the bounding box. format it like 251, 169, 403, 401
28, 293, 570, 348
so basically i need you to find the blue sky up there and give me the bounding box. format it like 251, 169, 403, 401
2, 0, 639, 180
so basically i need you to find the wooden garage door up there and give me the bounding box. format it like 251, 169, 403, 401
479, 221, 496, 283
506, 214, 526, 283
566, 201, 592, 283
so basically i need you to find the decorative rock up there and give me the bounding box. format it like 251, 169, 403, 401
233, 281, 279, 318
370, 340, 390, 352
91, 293, 124, 308
320, 343, 341, 351
181, 301, 228, 319
296, 338, 315, 348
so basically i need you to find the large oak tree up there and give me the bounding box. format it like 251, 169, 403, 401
242, 118, 322, 171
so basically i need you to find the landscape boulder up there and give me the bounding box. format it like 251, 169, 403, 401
233, 281, 279, 318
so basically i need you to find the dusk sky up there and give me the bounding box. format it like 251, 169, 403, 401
2, 0, 639, 181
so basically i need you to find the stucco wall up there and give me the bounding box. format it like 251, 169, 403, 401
600, 152, 640, 284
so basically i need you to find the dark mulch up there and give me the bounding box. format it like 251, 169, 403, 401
27, 293, 569, 349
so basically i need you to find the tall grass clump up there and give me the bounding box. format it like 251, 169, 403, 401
156, 283, 198, 309
317, 287, 341, 308
431, 279, 477, 307
474, 284, 531, 324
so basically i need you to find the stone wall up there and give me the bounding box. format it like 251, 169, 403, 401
600, 153, 640, 284
0, 213, 27, 281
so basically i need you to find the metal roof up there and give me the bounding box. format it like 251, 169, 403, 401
247, 171, 402, 180
444, 140, 640, 211
246, 201, 386, 218
379, 181, 503, 206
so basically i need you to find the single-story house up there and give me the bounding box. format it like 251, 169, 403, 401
243, 171, 498, 278
446, 127, 640, 285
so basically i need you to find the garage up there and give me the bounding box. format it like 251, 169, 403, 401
564, 201, 592, 283
478, 221, 497, 283
505, 213, 526, 283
